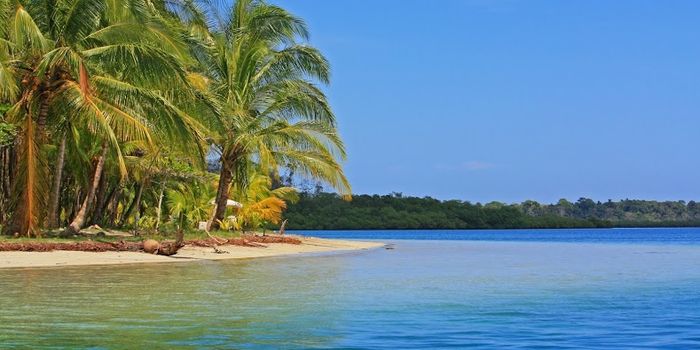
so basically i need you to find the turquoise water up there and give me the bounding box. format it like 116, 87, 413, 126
295, 227, 700, 244
1, 228, 700, 349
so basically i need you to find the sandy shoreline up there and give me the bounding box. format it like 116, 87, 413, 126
0, 237, 384, 269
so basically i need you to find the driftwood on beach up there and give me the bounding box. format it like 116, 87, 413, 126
187, 234, 301, 248
0, 235, 302, 253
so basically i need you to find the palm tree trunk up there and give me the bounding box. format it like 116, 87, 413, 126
1, 147, 14, 234
108, 186, 122, 226
8, 145, 16, 191
65, 143, 108, 235
209, 157, 234, 230
36, 92, 51, 141
119, 182, 143, 227
47, 132, 67, 228
155, 182, 165, 231
89, 173, 108, 225
2, 148, 10, 196
11, 111, 41, 237
96, 185, 117, 226
134, 196, 144, 229
0, 148, 6, 222
69, 185, 81, 223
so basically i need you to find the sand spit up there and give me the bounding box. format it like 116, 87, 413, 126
0, 236, 384, 269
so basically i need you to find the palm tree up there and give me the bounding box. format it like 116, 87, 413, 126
201, 0, 350, 229
0, 0, 349, 237
0, 0, 204, 236
214, 115, 349, 226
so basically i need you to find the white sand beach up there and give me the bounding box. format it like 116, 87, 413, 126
0, 237, 384, 269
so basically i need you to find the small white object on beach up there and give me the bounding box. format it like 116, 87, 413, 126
208, 199, 243, 208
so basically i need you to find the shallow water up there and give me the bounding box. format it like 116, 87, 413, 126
2, 229, 700, 349
296, 227, 700, 245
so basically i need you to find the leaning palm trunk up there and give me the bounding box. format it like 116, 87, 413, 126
89, 174, 108, 225
210, 157, 234, 230
47, 132, 66, 228
65, 143, 108, 235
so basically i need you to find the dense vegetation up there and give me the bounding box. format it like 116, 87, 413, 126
0, 0, 348, 237
284, 193, 700, 230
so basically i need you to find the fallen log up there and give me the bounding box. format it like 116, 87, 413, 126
0, 240, 142, 252
156, 230, 185, 256
0, 234, 300, 253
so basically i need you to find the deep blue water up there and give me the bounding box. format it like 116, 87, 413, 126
2, 228, 700, 349
294, 227, 700, 244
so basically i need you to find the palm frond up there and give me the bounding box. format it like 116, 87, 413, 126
8, 3, 49, 52
61, 0, 106, 43
81, 43, 188, 88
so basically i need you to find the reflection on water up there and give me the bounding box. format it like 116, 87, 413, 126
1, 240, 700, 349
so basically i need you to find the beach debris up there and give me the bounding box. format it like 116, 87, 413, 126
278, 219, 288, 235
143, 239, 160, 254
0, 234, 299, 253
0, 240, 143, 252
187, 234, 302, 248
157, 241, 182, 256
206, 231, 228, 245
212, 246, 229, 254
156, 230, 185, 256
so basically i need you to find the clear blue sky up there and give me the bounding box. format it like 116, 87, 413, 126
273, 0, 700, 204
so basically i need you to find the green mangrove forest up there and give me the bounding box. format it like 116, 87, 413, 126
284, 192, 700, 230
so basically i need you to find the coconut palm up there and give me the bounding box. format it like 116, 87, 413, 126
214, 115, 348, 225
0, 0, 349, 237
201, 0, 350, 229
0, 0, 204, 236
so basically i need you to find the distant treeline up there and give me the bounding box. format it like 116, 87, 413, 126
283, 193, 700, 230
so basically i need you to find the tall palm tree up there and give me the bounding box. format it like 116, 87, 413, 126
202, 0, 350, 229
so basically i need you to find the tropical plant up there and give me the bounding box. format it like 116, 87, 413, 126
0, 0, 348, 238
200, 0, 350, 229
229, 171, 298, 231
167, 177, 216, 230
0, 0, 205, 236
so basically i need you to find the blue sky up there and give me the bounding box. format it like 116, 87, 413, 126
273, 0, 700, 203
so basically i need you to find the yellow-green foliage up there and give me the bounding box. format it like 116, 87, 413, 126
229, 173, 299, 230
0, 0, 348, 237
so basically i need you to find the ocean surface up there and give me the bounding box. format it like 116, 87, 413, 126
298, 227, 700, 244
2, 228, 700, 349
